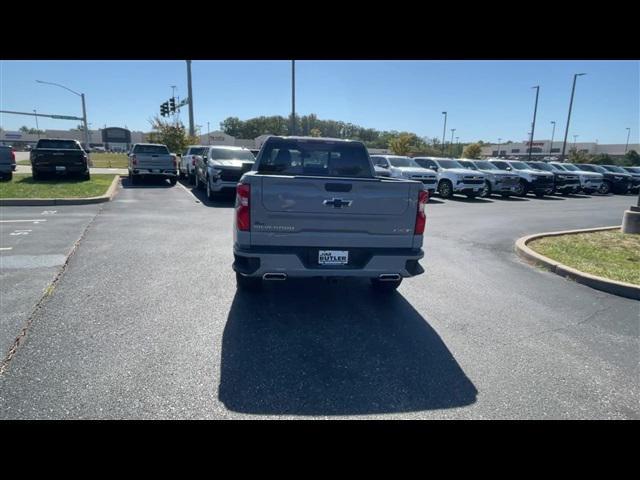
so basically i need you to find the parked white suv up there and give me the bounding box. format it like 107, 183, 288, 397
413, 157, 486, 199
370, 155, 438, 195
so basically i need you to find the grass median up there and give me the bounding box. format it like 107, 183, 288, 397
0, 173, 116, 199
528, 230, 640, 286
18, 153, 129, 168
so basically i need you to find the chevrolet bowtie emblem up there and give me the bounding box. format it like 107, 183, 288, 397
323, 198, 353, 208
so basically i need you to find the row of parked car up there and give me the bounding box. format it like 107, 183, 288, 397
370, 155, 640, 199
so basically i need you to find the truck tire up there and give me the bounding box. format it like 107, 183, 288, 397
236, 272, 262, 291
32, 170, 40, 181
598, 181, 611, 195
535, 191, 545, 198
466, 192, 478, 199
370, 278, 402, 292
438, 180, 453, 199
481, 180, 491, 198
82, 171, 90, 181
514, 180, 527, 196
206, 176, 216, 200
129, 172, 138, 185
169, 177, 177, 186
194, 172, 200, 190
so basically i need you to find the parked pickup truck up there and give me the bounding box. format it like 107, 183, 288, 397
413, 157, 486, 199
194, 145, 256, 199
232, 136, 427, 292
30, 138, 90, 180
128, 143, 178, 185
370, 155, 438, 196
0, 145, 17, 181
179, 145, 209, 182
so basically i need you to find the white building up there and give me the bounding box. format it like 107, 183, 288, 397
0, 128, 148, 148
481, 140, 639, 159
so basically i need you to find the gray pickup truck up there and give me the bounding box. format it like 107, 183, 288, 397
232, 136, 427, 292
0, 145, 17, 181
128, 143, 177, 185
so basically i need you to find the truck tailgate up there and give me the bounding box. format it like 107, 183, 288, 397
252, 176, 418, 248
137, 155, 174, 169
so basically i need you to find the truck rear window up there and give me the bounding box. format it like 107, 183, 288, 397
258, 140, 372, 178
133, 145, 170, 155
37, 140, 80, 149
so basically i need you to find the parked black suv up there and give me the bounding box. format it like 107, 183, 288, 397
575, 164, 630, 194
526, 161, 581, 195
30, 138, 90, 180
621, 166, 640, 193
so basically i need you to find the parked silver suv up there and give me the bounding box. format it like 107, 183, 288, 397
457, 159, 520, 198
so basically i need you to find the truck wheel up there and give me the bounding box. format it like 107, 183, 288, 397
194, 173, 200, 190
32, 170, 40, 181
169, 177, 177, 186
438, 180, 453, 199
189, 172, 196, 185
535, 191, 545, 198
206, 176, 216, 200
82, 171, 90, 181
370, 278, 402, 292
481, 181, 491, 198
514, 180, 527, 196
598, 181, 611, 195
236, 272, 262, 291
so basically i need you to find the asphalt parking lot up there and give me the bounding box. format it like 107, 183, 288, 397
0, 179, 638, 419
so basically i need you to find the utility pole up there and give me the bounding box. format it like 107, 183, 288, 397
450, 128, 456, 156
496, 138, 502, 158
33, 109, 40, 138
560, 73, 586, 161
549, 121, 556, 156
291, 60, 296, 136
441, 112, 447, 153
186, 60, 195, 137
625, 127, 631, 154
527, 86, 540, 162
207, 122, 210, 145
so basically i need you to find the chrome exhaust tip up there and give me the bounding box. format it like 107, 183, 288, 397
263, 273, 287, 281
378, 274, 401, 282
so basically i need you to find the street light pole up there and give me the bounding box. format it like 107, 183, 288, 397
496, 138, 501, 158
625, 127, 631, 154
450, 128, 456, 156
291, 60, 296, 136
573, 135, 579, 150
527, 86, 540, 163
33, 109, 40, 138
560, 73, 586, 161
36, 79, 90, 149
549, 121, 556, 156
441, 112, 447, 154
455, 136, 459, 157
207, 122, 210, 145
186, 60, 195, 137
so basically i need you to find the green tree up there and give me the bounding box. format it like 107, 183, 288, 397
462, 143, 483, 159
19, 126, 30, 133
389, 134, 414, 156
147, 116, 199, 153
624, 149, 640, 166
567, 148, 592, 164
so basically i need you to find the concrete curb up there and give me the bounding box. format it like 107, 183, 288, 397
515, 226, 640, 301
0, 174, 122, 207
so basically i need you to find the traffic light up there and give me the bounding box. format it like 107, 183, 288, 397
160, 102, 169, 117
169, 97, 176, 113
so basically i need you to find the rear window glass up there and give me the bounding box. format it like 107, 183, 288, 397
37, 140, 80, 149
258, 140, 372, 178
209, 148, 255, 161
188, 147, 208, 156
133, 145, 170, 154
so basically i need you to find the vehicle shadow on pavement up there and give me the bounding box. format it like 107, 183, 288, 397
528, 195, 565, 200
218, 279, 478, 416
447, 197, 493, 204
121, 177, 174, 188
491, 196, 529, 201
177, 179, 235, 208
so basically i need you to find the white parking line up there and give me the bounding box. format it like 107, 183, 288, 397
176, 181, 201, 202
0, 219, 48, 224
0, 247, 13, 251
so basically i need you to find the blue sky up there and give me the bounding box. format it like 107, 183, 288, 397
1, 60, 638, 144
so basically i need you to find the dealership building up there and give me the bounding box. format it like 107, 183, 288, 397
481, 140, 639, 159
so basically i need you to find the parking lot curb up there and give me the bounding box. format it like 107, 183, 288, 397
0, 174, 122, 206
515, 226, 640, 300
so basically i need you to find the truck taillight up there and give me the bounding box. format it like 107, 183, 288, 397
414, 190, 428, 235
192, 156, 196, 166
132, 155, 137, 165
236, 183, 251, 231
10, 149, 15, 162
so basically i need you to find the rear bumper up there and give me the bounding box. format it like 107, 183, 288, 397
233, 245, 425, 279
32, 164, 88, 174
131, 169, 177, 177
